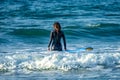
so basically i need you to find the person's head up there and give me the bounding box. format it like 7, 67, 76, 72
53, 22, 61, 32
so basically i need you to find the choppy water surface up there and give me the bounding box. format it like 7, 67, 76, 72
0, 0, 120, 79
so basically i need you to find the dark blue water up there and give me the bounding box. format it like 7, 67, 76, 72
0, 0, 120, 79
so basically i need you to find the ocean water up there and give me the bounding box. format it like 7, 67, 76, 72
0, 0, 120, 80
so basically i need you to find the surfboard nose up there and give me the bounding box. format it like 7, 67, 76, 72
86, 47, 93, 51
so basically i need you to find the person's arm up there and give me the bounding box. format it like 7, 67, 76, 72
62, 32, 66, 50
48, 31, 53, 50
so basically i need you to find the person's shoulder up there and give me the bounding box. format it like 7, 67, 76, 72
60, 30, 64, 34
51, 30, 56, 35
60, 31, 65, 35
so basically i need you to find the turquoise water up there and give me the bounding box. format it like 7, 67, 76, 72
0, 0, 120, 79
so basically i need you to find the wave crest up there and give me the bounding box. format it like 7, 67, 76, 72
0, 52, 120, 72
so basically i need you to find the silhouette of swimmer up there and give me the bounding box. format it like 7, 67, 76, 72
48, 22, 66, 51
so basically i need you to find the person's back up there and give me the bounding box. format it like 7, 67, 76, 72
48, 22, 66, 51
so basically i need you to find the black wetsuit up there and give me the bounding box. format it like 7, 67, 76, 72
48, 30, 66, 51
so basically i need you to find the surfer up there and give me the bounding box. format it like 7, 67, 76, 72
48, 22, 66, 51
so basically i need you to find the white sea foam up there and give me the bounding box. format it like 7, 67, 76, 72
0, 51, 120, 73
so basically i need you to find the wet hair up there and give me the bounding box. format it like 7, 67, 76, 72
53, 22, 61, 31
